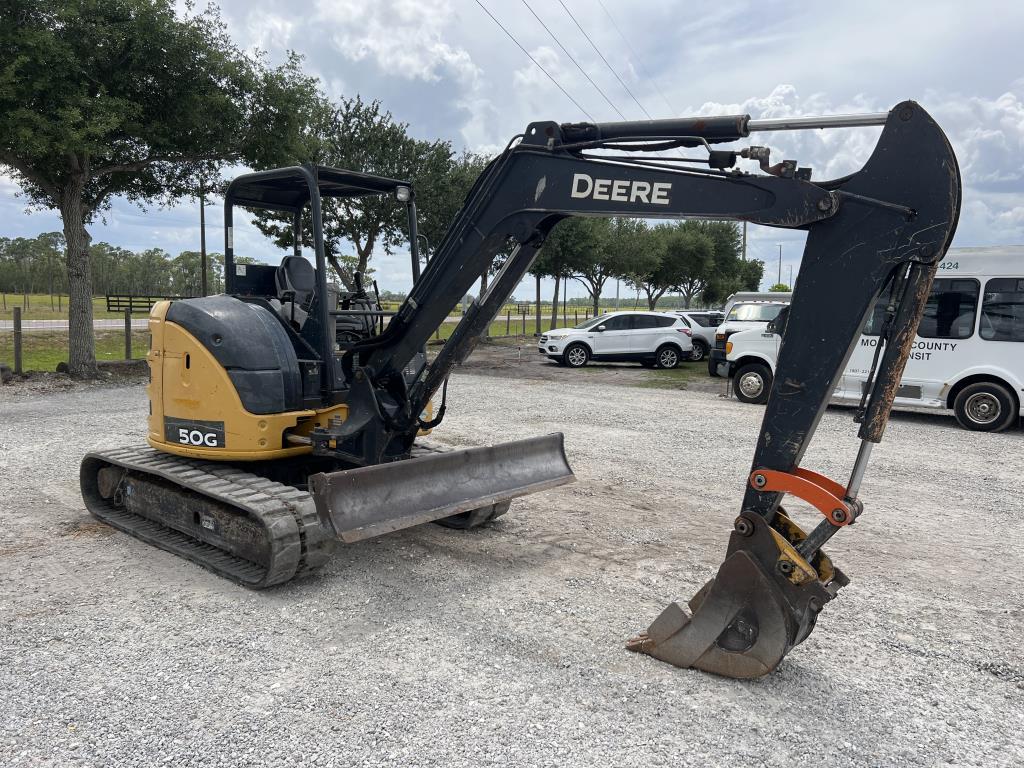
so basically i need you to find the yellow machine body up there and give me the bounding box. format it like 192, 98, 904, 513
146, 301, 342, 461
145, 301, 430, 462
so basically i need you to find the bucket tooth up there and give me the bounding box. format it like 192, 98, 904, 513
627, 510, 847, 679
310, 433, 574, 543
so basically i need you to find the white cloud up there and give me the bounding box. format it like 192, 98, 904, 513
925, 90, 1024, 189
6, 1, 1024, 299
314, 0, 480, 86
243, 10, 295, 54
511, 45, 562, 91
688, 85, 1024, 249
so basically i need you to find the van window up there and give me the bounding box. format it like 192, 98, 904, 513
864, 278, 979, 339
917, 279, 979, 339
980, 277, 1024, 342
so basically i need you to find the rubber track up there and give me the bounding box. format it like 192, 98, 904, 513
81, 447, 335, 589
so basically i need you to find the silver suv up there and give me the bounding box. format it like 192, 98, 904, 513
539, 311, 693, 369
674, 311, 724, 362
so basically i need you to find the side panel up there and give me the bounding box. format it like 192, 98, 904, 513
148, 308, 318, 461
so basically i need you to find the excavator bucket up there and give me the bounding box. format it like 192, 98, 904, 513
627, 510, 848, 678
310, 433, 575, 543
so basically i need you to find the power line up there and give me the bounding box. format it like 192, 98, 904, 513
520, 0, 627, 121
474, 0, 594, 121
555, 0, 653, 120
596, 0, 678, 117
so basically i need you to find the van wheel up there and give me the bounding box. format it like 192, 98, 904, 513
708, 356, 721, 378
563, 343, 590, 368
733, 363, 773, 404
953, 382, 1017, 432
655, 345, 681, 369
690, 340, 708, 362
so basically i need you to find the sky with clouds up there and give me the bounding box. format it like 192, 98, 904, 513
3, 0, 1023, 300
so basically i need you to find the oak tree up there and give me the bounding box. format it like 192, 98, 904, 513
0, 0, 319, 375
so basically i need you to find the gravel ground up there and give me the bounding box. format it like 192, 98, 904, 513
1, 374, 1022, 767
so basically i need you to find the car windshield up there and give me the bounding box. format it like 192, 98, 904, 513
727, 303, 785, 322
574, 315, 608, 330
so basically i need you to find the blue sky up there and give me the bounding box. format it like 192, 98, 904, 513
3, 0, 1022, 300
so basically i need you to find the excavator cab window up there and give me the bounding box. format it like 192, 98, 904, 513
222, 165, 420, 400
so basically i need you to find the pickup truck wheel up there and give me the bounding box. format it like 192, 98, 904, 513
563, 342, 590, 368
655, 345, 681, 369
733, 363, 773, 404
953, 381, 1017, 432
689, 340, 708, 362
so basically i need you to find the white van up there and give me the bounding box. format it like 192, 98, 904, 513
724, 247, 1024, 432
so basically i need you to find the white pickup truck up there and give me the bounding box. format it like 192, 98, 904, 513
706, 293, 791, 377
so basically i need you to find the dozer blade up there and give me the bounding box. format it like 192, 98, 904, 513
627, 509, 849, 679
309, 433, 575, 543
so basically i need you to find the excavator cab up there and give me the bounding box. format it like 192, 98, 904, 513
222, 166, 419, 393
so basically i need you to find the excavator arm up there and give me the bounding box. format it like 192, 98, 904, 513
320, 101, 961, 677
307, 100, 962, 679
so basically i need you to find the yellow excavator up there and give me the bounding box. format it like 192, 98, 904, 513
81, 101, 960, 679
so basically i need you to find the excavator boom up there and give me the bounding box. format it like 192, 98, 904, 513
336, 100, 959, 677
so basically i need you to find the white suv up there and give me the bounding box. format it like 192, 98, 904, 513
539, 311, 693, 369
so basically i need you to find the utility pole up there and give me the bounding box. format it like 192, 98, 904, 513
562, 272, 568, 327
199, 178, 208, 297
615, 278, 620, 309
777, 243, 783, 286
788, 264, 793, 288
535, 274, 541, 336
742, 221, 747, 261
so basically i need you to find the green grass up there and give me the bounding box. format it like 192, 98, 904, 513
637, 364, 703, 390
0, 293, 129, 321
0, 329, 148, 372
430, 318, 540, 342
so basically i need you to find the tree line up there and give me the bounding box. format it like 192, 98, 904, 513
1, 1, 763, 375
0, 233, 232, 298
529, 218, 763, 323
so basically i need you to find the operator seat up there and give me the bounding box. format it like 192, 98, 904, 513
276, 255, 316, 329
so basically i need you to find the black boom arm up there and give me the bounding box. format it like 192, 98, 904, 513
363, 102, 957, 426
331, 100, 959, 678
